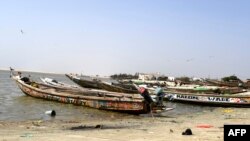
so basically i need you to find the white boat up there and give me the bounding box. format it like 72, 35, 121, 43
40, 77, 78, 89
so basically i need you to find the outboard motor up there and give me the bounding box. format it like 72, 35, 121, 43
154, 87, 165, 106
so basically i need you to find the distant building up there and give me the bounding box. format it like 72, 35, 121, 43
192, 77, 204, 81
138, 73, 156, 81
137, 73, 171, 82
167, 76, 176, 81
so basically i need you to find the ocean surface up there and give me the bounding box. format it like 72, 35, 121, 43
0, 70, 214, 121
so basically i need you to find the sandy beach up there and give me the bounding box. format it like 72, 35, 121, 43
1, 107, 249, 141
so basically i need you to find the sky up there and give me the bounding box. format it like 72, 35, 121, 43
1, 0, 250, 79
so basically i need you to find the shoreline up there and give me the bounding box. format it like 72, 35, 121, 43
1, 107, 249, 141
0, 68, 64, 75
0, 69, 111, 78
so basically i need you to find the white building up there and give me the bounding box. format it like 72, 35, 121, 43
167, 76, 176, 81
138, 73, 156, 81
192, 77, 204, 81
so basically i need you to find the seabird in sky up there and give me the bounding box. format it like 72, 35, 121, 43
186, 58, 194, 62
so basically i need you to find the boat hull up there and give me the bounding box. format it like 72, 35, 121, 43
98, 82, 138, 94
206, 79, 241, 87
69, 77, 101, 89
16, 80, 150, 114
165, 92, 250, 107
66, 74, 138, 93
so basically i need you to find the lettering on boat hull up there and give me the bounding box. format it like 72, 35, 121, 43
166, 93, 249, 104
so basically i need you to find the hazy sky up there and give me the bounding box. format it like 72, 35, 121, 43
1, 0, 250, 79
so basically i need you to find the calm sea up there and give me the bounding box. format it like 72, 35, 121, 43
0, 70, 214, 121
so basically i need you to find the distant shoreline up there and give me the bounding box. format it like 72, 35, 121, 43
0, 68, 248, 80
0, 68, 63, 75
0, 69, 110, 78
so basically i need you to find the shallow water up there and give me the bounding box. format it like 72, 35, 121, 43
0, 70, 214, 121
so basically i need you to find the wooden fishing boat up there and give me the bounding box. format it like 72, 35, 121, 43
98, 82, 138, 93
165, 90, 250, 107
122, 79, 167, 87
205, 79, 242, 87
110, 82, 138, 91
165, 85, 246, 94
65, 74, 101, 89
165, 86, 218, 94
65, 74, 138, 93
12, 76, 154, 114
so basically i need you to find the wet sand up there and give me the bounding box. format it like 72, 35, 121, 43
1, 107, 249, 141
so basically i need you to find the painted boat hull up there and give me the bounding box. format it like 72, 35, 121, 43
66, 75, 101, 89
206, 79, 241, 87
165, 91, 250, 107
66, 74, 138, 93
15, 79, 150, 114
98, 82, 138, 94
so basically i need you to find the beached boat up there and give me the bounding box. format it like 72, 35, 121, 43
122, 79, 167, 87
110, 82, 138, 91
65, 74, 138, 93
165, 85, 246, 94
40, 77, 78, 89
12, 76, 154, 114
65, 74, 101, 89
205, 79, 242, 87
9, 68, 167, 114
165, 85, 218, 94
98, 82, 138, 93
165, 90, 250, 107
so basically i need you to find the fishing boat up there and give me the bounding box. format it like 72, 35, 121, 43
205, 79, 243, 87
165, 85, 246, 94
122, 79, 167, 87
40, 77, 78, 89
98, 82, 138, 93
165, 85, 218, 94
65, 74, 138, 93
11, 70, 166, 114
165, 90, 250, 107
65, 74, 101, 89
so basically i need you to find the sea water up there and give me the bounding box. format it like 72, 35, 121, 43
0, 70, 214, 121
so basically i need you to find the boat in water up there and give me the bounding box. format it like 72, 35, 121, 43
165, 90, 250, 107
205, 79, 243, 87
40, 77, 78, 89
165, 85, 246, 94
65, 74, 138, 93
11, 70, 167, 114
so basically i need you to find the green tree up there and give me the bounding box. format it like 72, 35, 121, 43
221, 75, 239, 82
